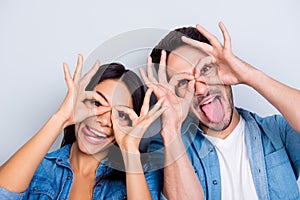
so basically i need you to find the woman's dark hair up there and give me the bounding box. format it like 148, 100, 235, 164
60, 63, 145, 182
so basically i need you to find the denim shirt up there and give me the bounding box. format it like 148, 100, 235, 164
147, 108, 300, 200
0, 144, 128, 200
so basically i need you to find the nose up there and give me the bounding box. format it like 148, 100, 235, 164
96, 110, 112, 127
194, 80, 208, 96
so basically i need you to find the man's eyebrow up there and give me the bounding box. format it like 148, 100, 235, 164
96, 91, 109, 103
195, 57, 204, 69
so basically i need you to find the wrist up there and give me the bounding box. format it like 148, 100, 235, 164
161, 126, 182, 146
163, 133, 187, 166
119, 143, 140, 154
52, 111, 71, 129
121, 151, 143, 173
234, 57, 261, 85
244, 67, 264, 87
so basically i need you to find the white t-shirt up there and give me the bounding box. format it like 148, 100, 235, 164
205, 117, 258, 200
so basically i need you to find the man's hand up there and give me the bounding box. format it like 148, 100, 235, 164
182, 22, 255, 86
139, 51, 195, 143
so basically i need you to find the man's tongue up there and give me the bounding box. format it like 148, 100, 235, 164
201, 98, 224, 123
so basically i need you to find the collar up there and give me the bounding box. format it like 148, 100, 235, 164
45, 144, 118, 173
187, 107, 254, 159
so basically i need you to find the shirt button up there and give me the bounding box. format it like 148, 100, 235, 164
33, 186, 38, 190
208, 147, 213, 152
123, 195, 127, 199
60, 198, 64, 200
67, 176, 71, 180
212, 180, 218, 185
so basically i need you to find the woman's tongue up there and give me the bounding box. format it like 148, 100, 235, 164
201, 98, 224, 123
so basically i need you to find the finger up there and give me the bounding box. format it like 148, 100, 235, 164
154, 83, 173, 98
112, 106, 138, 122
111, 107, 120, 122
130, 100, 166, 138
81, 60, 101, 86
181, 36, 213, 54
185, 79, 195, 102
140, 88, 153, 117
168, 72, 195, 87
148, 106, 167, 123
218, 21, 232, 50
63, 63, 73, 89
146, 56, 158, 83
111, 108, 125, 133
91, 106, 111, 117
83, 91, 109, 106
139, 67, 151, 86
131, 105, 165, 137
158, 50, 168, 83
140, 105, 167, 127
139, 67, 159, 91
73, 54, 83, 83
77, 105, 110, 123
148, 96, 165, 115
126, 125, 145, 140
196, 24, 222, 49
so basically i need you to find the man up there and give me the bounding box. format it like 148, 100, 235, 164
141, 22, 300, 199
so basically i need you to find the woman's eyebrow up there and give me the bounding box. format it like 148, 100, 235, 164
96, 91, 109, 103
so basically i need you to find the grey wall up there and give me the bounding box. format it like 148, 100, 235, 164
1, 0, 299, 185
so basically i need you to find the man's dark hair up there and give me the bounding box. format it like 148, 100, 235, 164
150, 26, 211, 66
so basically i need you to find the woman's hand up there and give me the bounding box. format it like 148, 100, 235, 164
112, 89, 166, 153
56, 55, 110, 127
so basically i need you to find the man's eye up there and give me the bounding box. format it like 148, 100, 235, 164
200, 65, 212, 75
177, 79, 189, 88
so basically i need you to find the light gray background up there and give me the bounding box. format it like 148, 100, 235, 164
1, 0, 299, 186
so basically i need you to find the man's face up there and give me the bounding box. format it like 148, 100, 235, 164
166, 45, 234, 132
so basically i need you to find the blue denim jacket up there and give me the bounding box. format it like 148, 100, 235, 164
0, 144, 128, 199
0, 144, 161, 200
147, 108, 300, 200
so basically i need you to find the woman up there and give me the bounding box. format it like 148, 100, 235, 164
0, 54, 165, 199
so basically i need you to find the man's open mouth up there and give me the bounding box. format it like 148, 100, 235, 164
199, 96, 224, 123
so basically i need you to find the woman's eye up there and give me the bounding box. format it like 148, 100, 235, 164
118, 111, 132, 126
118, 111, 130, 120
83, 99, 102, 108
93, 101, 101, 107
177, 79, 189, 88
200, 65, 212, 75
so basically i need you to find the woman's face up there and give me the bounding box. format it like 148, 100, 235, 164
75, 79, 133, 155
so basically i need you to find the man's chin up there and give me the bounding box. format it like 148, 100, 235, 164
199, 121, 228, 132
